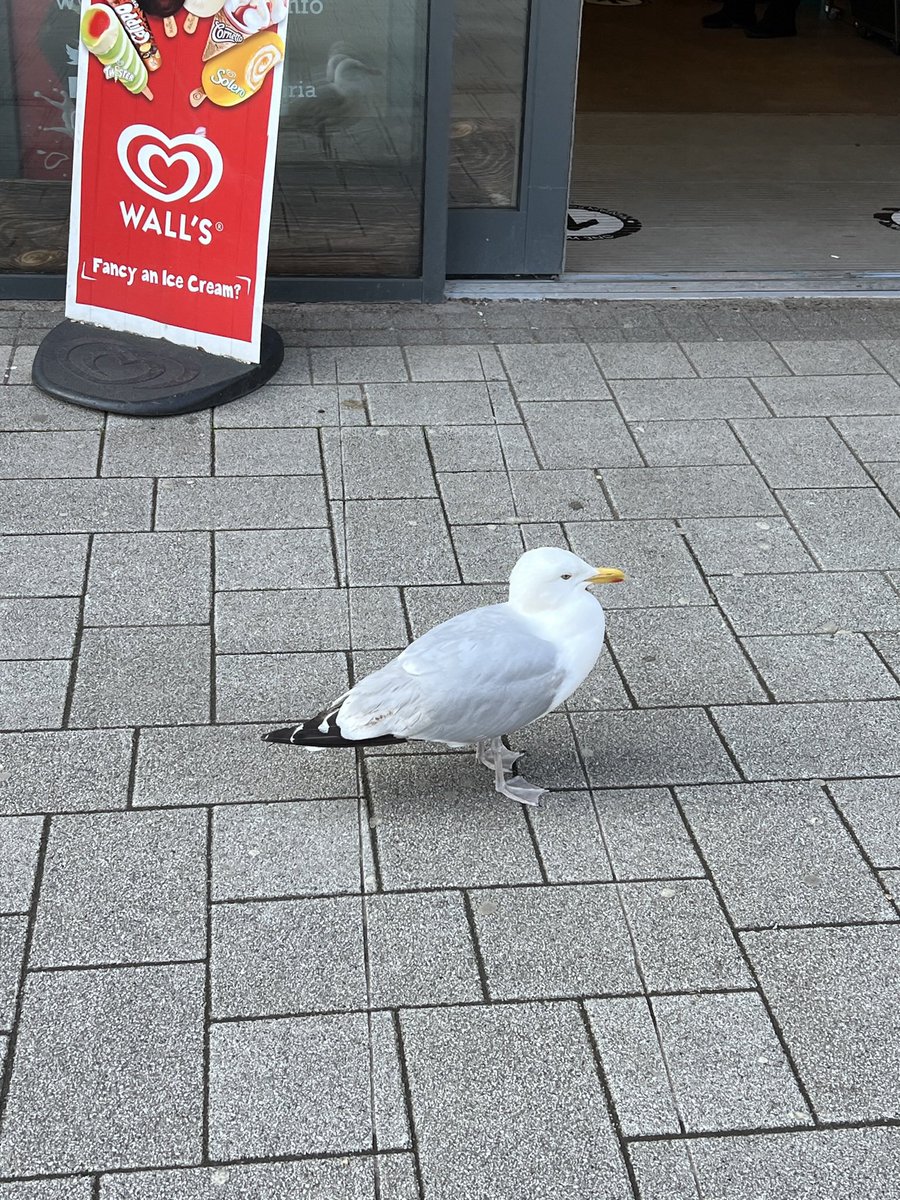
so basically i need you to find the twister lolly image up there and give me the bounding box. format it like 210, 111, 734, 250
81, 4, 153, 99
111, 1, 161, 71
138, 0, 185, 39
202, 0, 288, 61
183, 0, 225, 35
190, 28, 284, 107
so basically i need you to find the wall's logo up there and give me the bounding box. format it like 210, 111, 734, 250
117, 125, 223, 204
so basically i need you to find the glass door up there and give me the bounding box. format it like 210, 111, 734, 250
446, 0, 582, 277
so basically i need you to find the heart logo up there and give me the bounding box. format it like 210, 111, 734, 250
117, 124, 223, 204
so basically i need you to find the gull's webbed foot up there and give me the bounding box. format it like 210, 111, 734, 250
495, 773, 548, 808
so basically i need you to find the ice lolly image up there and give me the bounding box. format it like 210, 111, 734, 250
201, 0, 287, 60
111, 1, 161, 71
81, 4, 153, 99
139, 0, 186, 39
190, 28, 284, 107
183, 0, 225, 35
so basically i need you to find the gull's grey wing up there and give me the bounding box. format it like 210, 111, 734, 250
336, 605, 565, 744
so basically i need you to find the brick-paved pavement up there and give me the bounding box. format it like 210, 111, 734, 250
1, 297, 900, 1198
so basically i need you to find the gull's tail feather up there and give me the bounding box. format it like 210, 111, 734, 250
263, 710, 405, 749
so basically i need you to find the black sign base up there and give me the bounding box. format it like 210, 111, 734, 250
31, 320, 284, 418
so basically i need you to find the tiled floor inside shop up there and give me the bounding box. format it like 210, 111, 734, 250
1, 297, 900, 1198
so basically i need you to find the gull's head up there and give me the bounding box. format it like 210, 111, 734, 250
507, 547, 625, 613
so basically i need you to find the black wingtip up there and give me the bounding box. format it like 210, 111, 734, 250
262, 726, 297, 744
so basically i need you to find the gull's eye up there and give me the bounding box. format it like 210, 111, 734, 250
561, 573, 573, 580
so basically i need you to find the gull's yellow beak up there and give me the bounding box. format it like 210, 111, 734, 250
587, 567, 626, 585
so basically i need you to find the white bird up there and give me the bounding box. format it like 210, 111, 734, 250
287, 53, 382, 159
264, 548, 625, 806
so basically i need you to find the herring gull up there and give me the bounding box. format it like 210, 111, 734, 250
263, 547, 625, 806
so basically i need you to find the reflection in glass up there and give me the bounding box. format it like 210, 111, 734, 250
449, 0, 530, 209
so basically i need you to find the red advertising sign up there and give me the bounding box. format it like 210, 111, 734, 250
65, 0, 288, 362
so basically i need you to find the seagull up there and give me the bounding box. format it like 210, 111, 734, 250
263, 548, 625, 806
287, 54, 382, 159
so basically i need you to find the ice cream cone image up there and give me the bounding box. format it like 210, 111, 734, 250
81, 4, 154, 99
183, 0, 225, 33
201, 0, 287, 60
190, 28, 283, 106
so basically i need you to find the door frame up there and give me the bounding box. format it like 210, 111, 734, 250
445, 0, 583, 278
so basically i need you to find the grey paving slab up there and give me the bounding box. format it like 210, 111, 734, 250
208, 1013, 374, 1158
0, 596, 78, 659
566, 650, 632, 712
872, 629, 900, 678
345, 499, 458, 586
401, 1002, 632, 1200
213, 384, 360, 428
744, 925, 900, 1121
591, 342, 695, 379
608, 606, 764, 707
0, 1181, 93, 1200
367, 755, 542, 889
134, 724, 358, 807
611, 378, 768, 421
0, 963, 203, 1175
679, 782, 892, 928
450, 523, 526, 584
0, 915, 26, 1027
508, 710, 588, 790
528, 791, 613, 883
0, 815, 42, 912
585, 996, 680, 1136
425, 424, 505, 472
213, 427, 320, 477
99, 1157, 417, 1200
366, 382, 496, 425
368, 1010, 412, 1150
519, 402, 641, 468
629, 419, 748, 466
215, 588, 348, 654
0, 479, 152, 534
405, 344, 504, 381
732, 418, 871, 488
365, 890, 482, 1006
0, 534, 88, 597
0, 659, 69, 730
312, 346, 407, 383
870, 461, 900, 511
102, 414, 211, 477
71, 626, 210, 727
0, 729, 132, 815
0, 430, 99, 478
865, 338, 900, 377
511, 468, 613, 522
471, 882, 640, 1000
334, 427, 435, 499
680, 515, 817, 575
215, 650, 347, 724
0, 385, 104, 432
347, 587, 407, 651
497, 423, 539, 469
756, 375, 900, 417
778, 487, 900, 570
681, 340, 790, 377
213, 798, 360, 899
214, 528, 336, 591
567, 520, 712, 609
85, 532, 211, 626
714, 699, 900, 780
31, 809, 206, 968
832, 414, 900, 461
620, 879, 751, 992
601, 465, 778, 520
437, 471, 515, 523
774, 339, 883, 374
573, 708, 739, 788
828, 778, 900, 866
156, 475, 327, 530
743, 632, 900, 701
212, 896, 365, 1017
498, 342, 610, 400
594, 788, 704, 880
630, 1127, 900, 1200
712, 571, 900, 634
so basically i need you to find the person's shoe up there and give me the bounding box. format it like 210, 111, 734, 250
702, 7, 755, 26
745, 22, 796, 34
